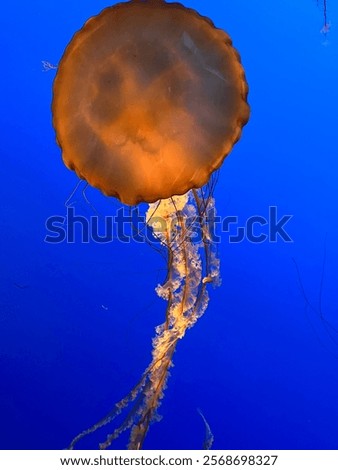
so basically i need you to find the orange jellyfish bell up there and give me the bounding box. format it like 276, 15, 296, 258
52, 0, 249, 205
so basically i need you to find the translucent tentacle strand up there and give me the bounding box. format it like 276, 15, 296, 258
68, 189, 220, 449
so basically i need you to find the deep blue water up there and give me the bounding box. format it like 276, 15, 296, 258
1, 0, 338, 450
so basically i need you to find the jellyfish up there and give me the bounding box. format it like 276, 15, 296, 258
317, 0, 331, 36
52, 0, 249, 449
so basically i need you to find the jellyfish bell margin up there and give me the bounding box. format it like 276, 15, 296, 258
52, 0, 249, 449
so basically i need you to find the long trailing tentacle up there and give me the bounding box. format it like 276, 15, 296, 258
68, 188, 221, 449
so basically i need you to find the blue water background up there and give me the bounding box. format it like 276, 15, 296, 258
1, 0, 338, 450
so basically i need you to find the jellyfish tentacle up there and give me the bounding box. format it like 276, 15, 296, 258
68, 189, 220, 450
68, 372, 148, 449
105, 191, 217, 449
197, 408, 214, 450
